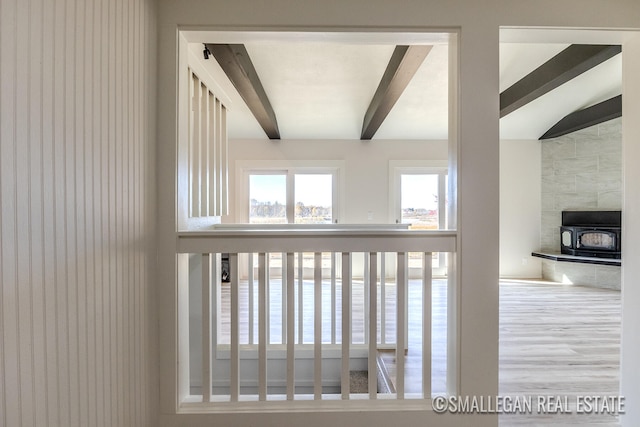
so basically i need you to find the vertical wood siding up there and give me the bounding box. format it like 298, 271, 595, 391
0, 0, 156, 425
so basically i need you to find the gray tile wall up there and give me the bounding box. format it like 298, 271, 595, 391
540, 118, 622, 289
541, 118, 622, 251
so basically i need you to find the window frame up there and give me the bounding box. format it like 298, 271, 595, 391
389, 160, 449, 275
237, 160, 344, 224
389, 160, 448, 227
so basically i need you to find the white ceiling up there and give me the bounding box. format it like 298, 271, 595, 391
246, 43, 397, 140
189, 31, 622, 141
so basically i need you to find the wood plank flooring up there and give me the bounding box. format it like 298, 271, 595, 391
384, 280, 621, 425
499, 280, 621, 426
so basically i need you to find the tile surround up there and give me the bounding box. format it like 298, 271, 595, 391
596, 266, 623, 291
599, 191, 624, 209
542, 138, 576, 159
598, 153, 623, 173
540, 118, 622, 289
540, 259, 621, 290
553, 157, 599, 175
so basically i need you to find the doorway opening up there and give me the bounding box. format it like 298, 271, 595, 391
498, 27, 627, 425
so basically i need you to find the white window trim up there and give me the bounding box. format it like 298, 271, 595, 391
236, 160, 345, 224
389, 160, 448, 226
390, 160, 449, 275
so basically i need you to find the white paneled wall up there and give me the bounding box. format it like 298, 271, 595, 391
0, 0, 156, 426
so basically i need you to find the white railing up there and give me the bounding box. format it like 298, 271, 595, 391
177, 226, 456, 409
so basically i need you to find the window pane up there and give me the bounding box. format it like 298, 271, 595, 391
401, 174, 438, 229
249, 174, 287, 224
294, 174, 333, 224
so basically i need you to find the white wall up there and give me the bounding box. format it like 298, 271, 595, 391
500, 140, 542, 278
621, 33, 640, 427
225, 138, 448, 224
0, 0, 157, 426
231, 138, 543, 279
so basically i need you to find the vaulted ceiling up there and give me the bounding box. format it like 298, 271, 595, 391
188, 32, 623, 141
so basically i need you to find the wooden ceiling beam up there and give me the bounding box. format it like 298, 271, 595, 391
500, 44, 621, 118
540, 95, 621, 140
361, 45, 432, 140
206, 43, 280, 139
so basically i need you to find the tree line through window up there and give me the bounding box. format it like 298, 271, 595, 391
249, 173, 334, 224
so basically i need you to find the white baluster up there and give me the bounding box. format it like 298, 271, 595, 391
230, 253, 240, 401
248, 253, 254, 344
266, 255, 271, 346
331, 252, 337, 344
212, 253, 220, 395
207, 92, 216, 215
286, 253, 295, 400
258, 253, 267, 401
364, 253, 369, 345
190, 74, 201, 217
314, 252, 322, 399
298, 252, 303, 344
380, 253, 386, 345
341, 252, 352, 400
282, 252, 287, 345
396, 252, 406, 399
199, 83, 208, 215
368, 252, 378, 399
201, 253, 212, 402
423, 252, 433, 399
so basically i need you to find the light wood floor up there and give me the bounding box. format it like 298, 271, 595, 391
216, 278, 621, 425
499, 280, 621, 426
383, 280, 622, 425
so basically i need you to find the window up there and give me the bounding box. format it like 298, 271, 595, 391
391, 165, 447, 229
240, 165, 340, 280
400, 174, 440, 229
391, 162, 449, 275
244, 166, 339, 224
249, 173, 287, 224
294, 174, 333, 224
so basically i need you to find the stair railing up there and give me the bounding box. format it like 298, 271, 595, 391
177, 225, 456, 409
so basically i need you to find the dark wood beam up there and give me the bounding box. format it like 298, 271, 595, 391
500, 44, 621, 118
361, 45, 432, 140
540, 95, 621, 140
206, 43, 280, 139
